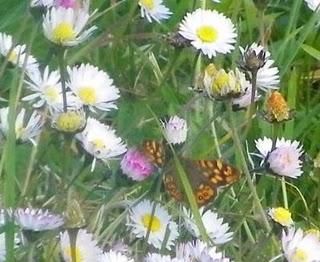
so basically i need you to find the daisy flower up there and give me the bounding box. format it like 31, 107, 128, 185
127, 199, 178, 250
99, 251, 134, 262
51, 106, 86, 133
268, 207, 294, 227
183, 207, 233, 244
60, 229, 103, 262
255, 137, 304, 178
23, 66, 81, 112
163, 116, 187, 145
138, 0, 172, 23
305, 0, 320, 11
176, 240, 231, 262
67, 64, 120, 112
241, 43, 280, 91
0, 107, 44, 145
42, 6, 97, 46
121, 148, 154, 181
76, 117, 127, 171
282, 227, 320, 262
0, 33, 38, 74
179, 9, 237, 58
14, 208, 64, 231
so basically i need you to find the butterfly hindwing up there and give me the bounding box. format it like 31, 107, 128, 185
164, 158, 239, 207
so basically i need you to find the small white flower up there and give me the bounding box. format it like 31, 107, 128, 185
30, 0, 54, 7
176, 240, 231, 262
282, 227, 320, 262
0, 107, 44, 145
213, 0, 221, 2
138, 0, 172, 23
183, 207, 233, 244
305, 0, 320, 11
99, 251, 134, 262
179, 8, 237, 58
241, 43, 280, 91
255, 137, 304, 178
0, 33, 38, 74
42, 6, 97, 46
163, 116, 187, 145
268, 207, 293, 227
60, 229, 103, 262
67, 64, 120, 112
23, 66, 81, 112
76, 117, 127, 171
232, 84, 260, 109
127, 199, 179, 250
14, 208, 64, 231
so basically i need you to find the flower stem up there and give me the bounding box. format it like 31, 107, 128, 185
57, 48, 68, 112
245, 69, 258, 136
228, 101, 271, 232
281, 177, 289, 209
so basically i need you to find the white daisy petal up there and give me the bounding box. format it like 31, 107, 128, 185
99, 251, 134, 262
282, 227, 320, 262
0, 32, 39, 74
163, 116, 187, 145
183, 207, 233, 244
60, 229, 103, 261
76, 117, 127, 169
42, 6, 97, 46
14, 208, 63, 231
138, 0, 172, 23
127, 199, 178, 250
67, 63, 120, 112
179, 9, 237, 58
304, 0, 320, 11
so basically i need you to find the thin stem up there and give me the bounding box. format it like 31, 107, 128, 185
57, 48, 68, 112
281, 177, 289, 209
208, 103, 221, 158
243, 220, 255, 244
228, 102, 271, 232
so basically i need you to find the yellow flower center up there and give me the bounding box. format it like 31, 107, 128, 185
292, 248, 308, 262
273, 207, 292, 226
213, 70, 229, 93
44, 86, 60, 102
64, 247, 83, 262
91, 138, 105, 149
55, 111, 86, 133
196, 26, 218, 43
139, 0, 154, 10
78, 87, 97, 104
53, 22, 76, 44
142, 214, 161, 232
8, 50, 18, 63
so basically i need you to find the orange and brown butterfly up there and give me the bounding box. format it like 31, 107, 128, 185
163, 158, 240, 207
141, 139, 240, 207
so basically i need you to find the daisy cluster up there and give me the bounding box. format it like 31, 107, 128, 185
0, 0, 318, 261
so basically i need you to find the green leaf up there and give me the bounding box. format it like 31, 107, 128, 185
301, 44, 320, 61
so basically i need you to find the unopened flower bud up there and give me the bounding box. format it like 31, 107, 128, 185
265, 91, 290, 122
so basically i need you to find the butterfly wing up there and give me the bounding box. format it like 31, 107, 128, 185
142, 140, 166, 167
164, 159, 239, 207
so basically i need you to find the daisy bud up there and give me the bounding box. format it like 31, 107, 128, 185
268, 207, 293, 227
52, 108, 86, 133
121, 148, 154, 181
242, 45, 266, 72
203, 64, 247, 99
265, 91, 290, 122
163, 116, 187, 145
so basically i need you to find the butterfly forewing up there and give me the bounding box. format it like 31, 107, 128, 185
142, 140, 166, 167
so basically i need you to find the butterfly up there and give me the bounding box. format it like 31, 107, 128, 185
142, 140, 240, 207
